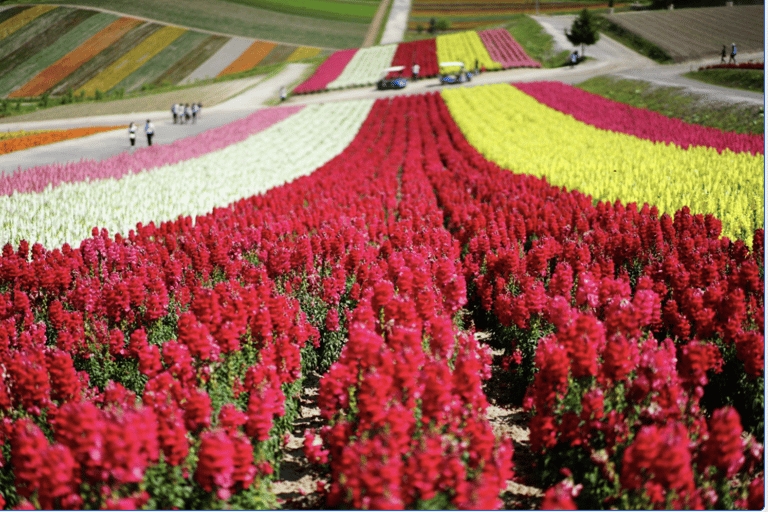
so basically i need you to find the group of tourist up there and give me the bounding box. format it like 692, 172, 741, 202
171, 102, 202, 124
128, 120, 155, 147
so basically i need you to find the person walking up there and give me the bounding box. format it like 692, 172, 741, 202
721, 45, 726, 63
280, 86, 287, 102
197, 102, 202, 120
729, 43, 737, 64
192, 102, 199, 123
569, 51, 579, 68
129, 122, 137, 146
144, 119, 154, 146
184, 103, 191, 124
412, 63, 420, 79
171, 103, 178, 124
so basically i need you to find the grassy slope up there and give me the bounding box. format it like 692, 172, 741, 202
14, 0, 368, 48
682, 68, 764, 94
576, 75, 764, 134
505, 14, 570, 68
224, 0, 378, 23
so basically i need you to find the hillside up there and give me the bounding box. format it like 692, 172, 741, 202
0, 4, 328, 100
12, 0, 374, 48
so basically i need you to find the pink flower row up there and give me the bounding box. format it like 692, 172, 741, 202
0, 105, 304, 196
292, 49, 357, 94
513, 81, 764, 155
478, 28, 541, 68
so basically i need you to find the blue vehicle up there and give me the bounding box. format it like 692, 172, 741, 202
377, 66, 408, 90
439, 61, 472, 85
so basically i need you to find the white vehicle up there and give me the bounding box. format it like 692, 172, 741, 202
439, 61, 472, 84
377, 66, 407, 90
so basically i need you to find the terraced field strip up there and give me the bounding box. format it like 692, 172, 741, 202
180, 36, 254, 84
52, 21, 161, 96
150, 35, 230, 87
0, 9, 98, 97
258, 43, 300, 66
0, 4, 55, 40
603, 5, 764, 62
76, 25, 187, 97
0, 6, 73, 61
286, 46, 323, 62
0, 6, 30, 28
217, 40, 277, 77
10, 16, 139, 98
112, 30, 210, 92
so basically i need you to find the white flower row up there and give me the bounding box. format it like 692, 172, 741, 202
327, 45, 398, 89
2, 99, 375, 250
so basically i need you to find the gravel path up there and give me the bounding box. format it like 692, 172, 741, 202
379, 0, 412, 45
362, 0, 392, 47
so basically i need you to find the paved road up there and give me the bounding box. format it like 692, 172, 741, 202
379, 0, 412, 45
0, 15, 762, 175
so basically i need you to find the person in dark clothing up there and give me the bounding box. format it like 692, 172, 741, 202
729, 43, 737, 64
144, 119, 154, 146
721, 45, 726, 63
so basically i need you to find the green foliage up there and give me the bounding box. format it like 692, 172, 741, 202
683, 68, 764, 93
564, 9, 600, 56
577, 76, 765, 134
143, 463, 199, 509
73, 343, 147, 396
94, 88, 103, 101
435, 18, 451, 31
38, 92, 50, 108
504, 14, 572, 69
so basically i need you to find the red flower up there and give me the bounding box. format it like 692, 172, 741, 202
699, 406, 744, 478
195, 429, 235, 500
184, 388, 212, 433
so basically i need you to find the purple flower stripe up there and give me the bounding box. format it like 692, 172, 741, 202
478, 29, 541, 69
294, 49, 358, 94
0, 105, 305, 197
514, 81, 763, 156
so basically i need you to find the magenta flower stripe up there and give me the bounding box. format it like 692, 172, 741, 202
293, 48, 357, 94
477, 29, 540, 68
513, 81, 763, 155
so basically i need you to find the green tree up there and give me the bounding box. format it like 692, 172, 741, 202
564, 8, 600, 57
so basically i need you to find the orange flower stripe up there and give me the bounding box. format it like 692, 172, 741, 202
0, 5, 56, 40
9, 17, 141, 98
0, 126, 124, 155
217, 41, 276, 77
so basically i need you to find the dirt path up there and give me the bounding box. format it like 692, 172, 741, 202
362, 0, 392, 47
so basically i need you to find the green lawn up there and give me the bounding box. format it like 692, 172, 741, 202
683, 68, 764, 94
224, 0, 379, 23
576, 75, 764, 134
504, 14, 571, 68
13, 0, 369, 48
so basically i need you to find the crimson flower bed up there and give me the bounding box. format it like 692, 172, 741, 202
386, 39, 439, 79
0, 90, 762, 510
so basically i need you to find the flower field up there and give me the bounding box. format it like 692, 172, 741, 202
294, 29, 537, 93
0, 83, 763, 510
0, 5, 323, 101
443, 83, 764, 244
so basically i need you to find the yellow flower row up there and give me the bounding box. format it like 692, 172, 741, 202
441, 84, 764, 243
0, 129, 51, 141
77, 26, 187, 98
436, 31, 502, 74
